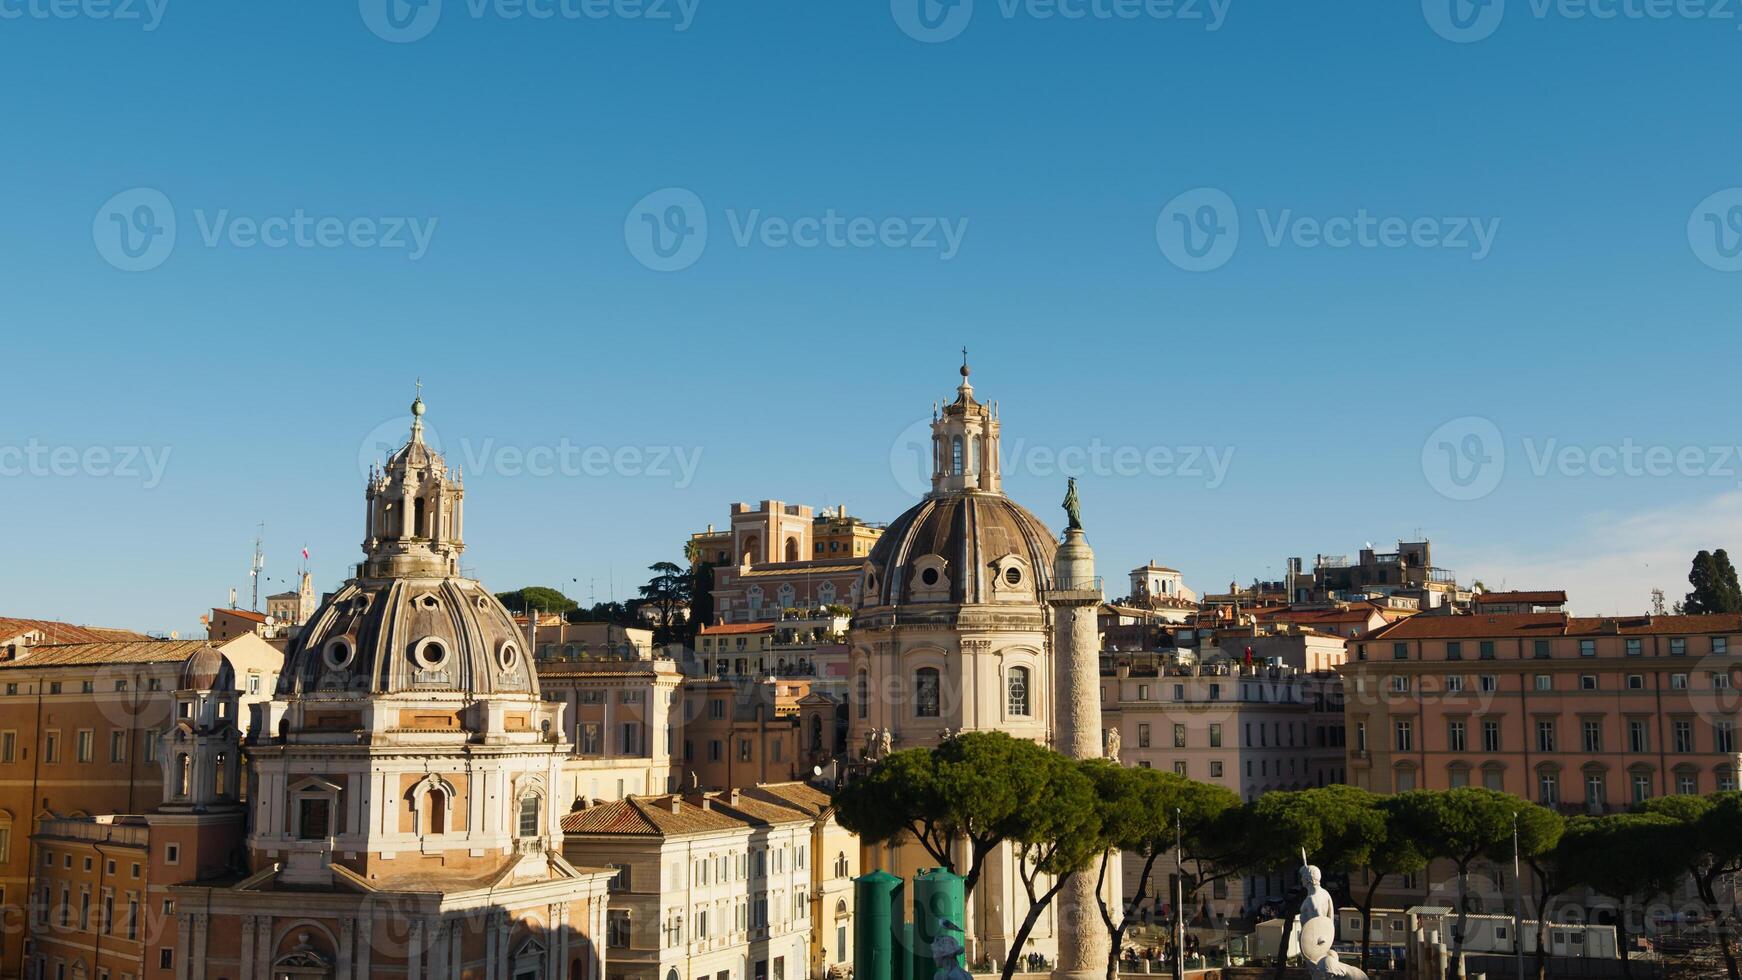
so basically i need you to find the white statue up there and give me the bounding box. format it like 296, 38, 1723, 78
1103, 727, 1121, 760
878, 728, 894, 759
1296, 864, 1368, 980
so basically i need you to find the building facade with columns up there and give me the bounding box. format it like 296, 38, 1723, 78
846, 362, 1114, 973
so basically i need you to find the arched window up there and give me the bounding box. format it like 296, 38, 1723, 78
741, 536, 760, 563
414, 497, 427, 537
214, 752, 227, 797
177, 754, 191, 799
915, 668, 941, 718
835, 852, 849, 878
518, 795, 540, 837
785, 538, 799, 563
951, 437, 964, 474
855, 671, 868, 719
810, 714, 823, 751
970, 435, 980, 473
1007, 667, 1030, 717
426, 786, 447, 835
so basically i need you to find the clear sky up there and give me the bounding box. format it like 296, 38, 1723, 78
4, 0, 1741, 635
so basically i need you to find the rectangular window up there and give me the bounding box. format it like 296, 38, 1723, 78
1209, 723, 1222, 747
1580, 674, 1598, 690
1446, 675, 1465, 693
1448, 720, 1466, 752
44, 731, 60, 764
1628, 674, 1645, 690
1582, 720, 1602, 752
518, 796, 539, 837
1718, 721, 1736, 753
1629, 720, 1649, 753
109, 731, 125, 763
620, 723, 641, 755
1480, 675, 1498, 693
1173, 724, 1187, 748
1482, 720, 1501, 752
1675, 720, 1694, 753
1580, 639, 1596, 657
1671, 638, 1688, 656
1391, 675, 1410, 693
739, 739, 753, 762
1536, 720, 1556, 752
1209, 760, 1223, 777
1679, 774, 1699, 795
1672, 673, 1689, 689
297, 799, 330, 840
1394, 720, 1413, 752
1356, 722, 1367, 752
1716, 637, 1730, 655
1393, 642, 1409, 660
1448, 767, 1468, 787
1586, 774, 1605, 810
1715, 672, 1734, 690
1534, 674, 1552, 692
1534, 640, 1551, 659
0, 731, 14, 763
75, 730, 94, 764
1173, 761, 1186, 776
1626, 639, 1642, 656
1136, 724, 1150, 748
915, 670, 941, 717
1632, 774, 1652, 803
1173, 684, 1184, 701
608, 910, 631, 948
1479, 641, 1496, 660
1446, 641, 1462, 660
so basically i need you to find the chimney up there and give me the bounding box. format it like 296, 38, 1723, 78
671, 798, 682, 815
730, 788, 741, 806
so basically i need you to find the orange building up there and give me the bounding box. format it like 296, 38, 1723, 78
1343, 610, 1742, 807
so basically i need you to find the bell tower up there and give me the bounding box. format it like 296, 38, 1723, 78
159, 647, 244, 812
362, 387, 466, 579
930, 351, 1002, 496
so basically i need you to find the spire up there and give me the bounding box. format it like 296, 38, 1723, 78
955, 347, 974, 404
409, 377, 426, 444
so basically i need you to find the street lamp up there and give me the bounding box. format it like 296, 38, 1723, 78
1175, 807, 1185, 980
1512, 811, 1525, 980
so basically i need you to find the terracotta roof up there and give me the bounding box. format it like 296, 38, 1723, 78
212, 607, 268, 623
699, 623, 776, 636
1472, 590, 1568, 605
561, 795, 747, 837
0, 618, 150, 645
0, 639, 223, 669
734, 562, 864, 579
1361, 612, 1742, 643
686, 792, 812, 827
1260, 607, 1381, 625
742, 782, 834, 818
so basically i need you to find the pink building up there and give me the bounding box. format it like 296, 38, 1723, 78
690, 502, 881, 624
1343, 611, 1742, 808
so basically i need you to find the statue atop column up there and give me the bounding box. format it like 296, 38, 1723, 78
1062, 477, 1083, 531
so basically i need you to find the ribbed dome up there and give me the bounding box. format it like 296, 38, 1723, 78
860, 492, 1058, 607
280, 576, 535, 699
179, 645, 234, 692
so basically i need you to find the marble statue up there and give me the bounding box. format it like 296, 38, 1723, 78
1296, 864, 1368, 980
1103, 727, 1120, 760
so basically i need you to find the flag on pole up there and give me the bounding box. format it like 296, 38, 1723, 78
302, 547, 310, 560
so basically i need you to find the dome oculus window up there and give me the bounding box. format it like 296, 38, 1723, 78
322, 636, 355, 671
921, 567, 940, 586
1004, 567, 1022, 586
413, 636, 451, 670
498, 640, 521, 672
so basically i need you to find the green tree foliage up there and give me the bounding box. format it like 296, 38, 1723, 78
1244, 786, 1388, 978
1504, 805, 1567, 980
1082, 763, 1238, 980
1556, 813, 1682, 980
1638, 792, 1742, 979
637, 560, 692, 645
1353, 794, 1428, 970
1391, 787, 1532, 975
1684, 549, 1742, 614
495, 586, 577, 615
998, 754, 1104, 980
834, 732, 1061, 902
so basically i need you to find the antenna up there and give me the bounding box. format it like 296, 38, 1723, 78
250, 522, 266, 611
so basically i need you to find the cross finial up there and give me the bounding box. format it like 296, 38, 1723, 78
415, 377, 423, 398
959, 347, 970, 379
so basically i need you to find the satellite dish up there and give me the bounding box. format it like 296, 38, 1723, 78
812, 765, 824, 776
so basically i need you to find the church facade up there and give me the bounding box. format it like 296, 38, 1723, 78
166, 396, 615, 979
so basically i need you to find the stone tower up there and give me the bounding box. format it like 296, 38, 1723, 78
1048, 510, 1112, 980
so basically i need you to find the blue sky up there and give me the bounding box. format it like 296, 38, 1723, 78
4, 0, 1741, 634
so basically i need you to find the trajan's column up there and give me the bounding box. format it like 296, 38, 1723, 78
1049, 478, 1113, 980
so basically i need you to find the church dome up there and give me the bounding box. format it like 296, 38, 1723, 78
178, 645, 234, 692
281, 576, 535, 698
277, 395, 537, 700
862, 492, 1058, 607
